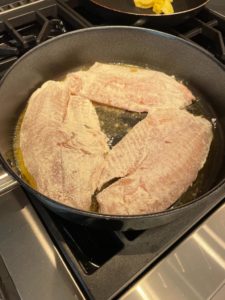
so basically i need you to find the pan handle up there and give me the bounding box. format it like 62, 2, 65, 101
0, 168, 18, 196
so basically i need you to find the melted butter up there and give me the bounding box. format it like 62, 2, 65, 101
129, 66, 139, 72
13, 110, 37, 188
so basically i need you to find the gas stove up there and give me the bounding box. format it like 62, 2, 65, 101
0, 1, 225, 300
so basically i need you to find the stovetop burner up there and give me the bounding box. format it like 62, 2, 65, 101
0, 1, 225, 299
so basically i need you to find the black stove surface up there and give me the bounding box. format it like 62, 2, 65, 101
0, 1, 225, 299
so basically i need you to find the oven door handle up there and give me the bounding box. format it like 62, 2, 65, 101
0, 168, 18, 196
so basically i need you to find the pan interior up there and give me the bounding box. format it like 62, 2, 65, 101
12, 63, 223, 213
90, 0, 207, 15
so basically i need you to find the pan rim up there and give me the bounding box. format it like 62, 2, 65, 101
2, 156, 225, 220
0, 25, 225, 220
90, 0, 210, 17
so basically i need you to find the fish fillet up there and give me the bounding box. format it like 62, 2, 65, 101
67, 63, 195, 112
97, 109, 213, 215
20, 81, 109, 210
61, 94, 109, 209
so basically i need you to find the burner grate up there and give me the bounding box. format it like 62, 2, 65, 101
0, 0, 91, 77
172, 9, 225, 62
0, 0, 41, 13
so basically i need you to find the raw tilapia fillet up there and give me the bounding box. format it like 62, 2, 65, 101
97, 109, 213, 215
61, 95, 109, 209
67, 63, 195, 112
20, 81, 109, 210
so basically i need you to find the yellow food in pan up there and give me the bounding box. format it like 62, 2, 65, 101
134, 0, 174, 14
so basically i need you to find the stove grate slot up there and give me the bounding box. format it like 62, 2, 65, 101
59, 221, 124, 274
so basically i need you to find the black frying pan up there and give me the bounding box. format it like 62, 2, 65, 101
88, 0, 209, 26
0, 26, 225, 231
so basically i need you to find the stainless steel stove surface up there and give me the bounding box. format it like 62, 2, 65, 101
0, 1, 225, 300
121, 202, 225, 300
0, 188, 83, 300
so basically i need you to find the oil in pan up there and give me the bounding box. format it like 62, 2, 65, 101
94, 104, 147, 148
